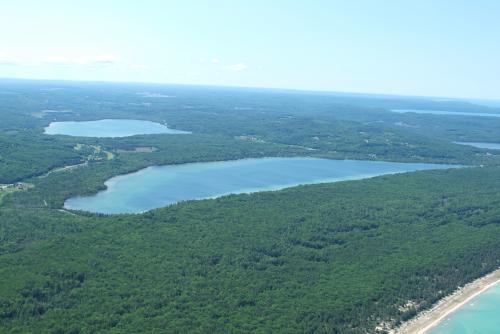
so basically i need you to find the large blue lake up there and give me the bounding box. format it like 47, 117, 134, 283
44, 119, 190, 137
391, 109, 500, 118
64, 157, 455, 214
429, 283, 500, 334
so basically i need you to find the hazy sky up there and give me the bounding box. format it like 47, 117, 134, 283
1, 0, 499, 99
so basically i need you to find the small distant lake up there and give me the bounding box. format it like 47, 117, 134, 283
391, 109, 500, 118
64, 157, 456, 214
429, 283, 500, 334
44, 119, 190, 137
454, 142, 500, 150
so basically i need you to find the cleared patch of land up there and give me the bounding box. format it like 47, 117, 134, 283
0, 182, 33, 202
116, 146, 158, 153
40, 162, 88, 178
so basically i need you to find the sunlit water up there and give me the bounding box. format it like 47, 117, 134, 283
428, 283, 500, 334
391, 109, 500, 118
64, 157, 455, 214
44, 119, 190, 137
454, 142, 500, 150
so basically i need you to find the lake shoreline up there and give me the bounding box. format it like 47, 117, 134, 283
394, 267, 500, 334
63, 158, 455, 214
44, 119, 191, 137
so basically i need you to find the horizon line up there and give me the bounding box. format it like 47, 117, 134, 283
1, 76, 499, 103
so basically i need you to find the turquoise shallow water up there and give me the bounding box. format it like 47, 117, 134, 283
64, 157, 454, 214
391, 109, 500, 118
428, 283, 500, 334
454, 142, 500, 150
44, 119, 190, 137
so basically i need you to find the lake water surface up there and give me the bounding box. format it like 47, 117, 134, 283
391, 109, 500, 118
65, 157, 455, 214
454, 142, 500, 150
429, 283, 500, 334
44, 119, 190, 137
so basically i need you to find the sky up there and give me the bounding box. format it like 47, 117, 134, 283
1, 0, 499, 99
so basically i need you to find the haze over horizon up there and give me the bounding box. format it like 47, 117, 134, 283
1, 0, 499, 100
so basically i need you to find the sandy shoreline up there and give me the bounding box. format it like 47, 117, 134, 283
394, 267, 500, 334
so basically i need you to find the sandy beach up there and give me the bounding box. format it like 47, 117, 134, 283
394, 267, 500, 334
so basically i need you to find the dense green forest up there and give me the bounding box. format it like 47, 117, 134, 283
1, 79, 500, 333
0, 132, 82, 184
1, 167, 500, 333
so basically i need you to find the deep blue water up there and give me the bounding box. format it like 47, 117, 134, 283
44, 119, 190, 137
65, 157, 455, 214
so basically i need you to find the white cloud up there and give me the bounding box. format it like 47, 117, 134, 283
211, 58, 220, 64
0, 54, 153, 73
91, 55, 120, 65
43, 54, 120, 66
228, 63, 248, 72
0, 61, 18, 66
0, 56, 19, 66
